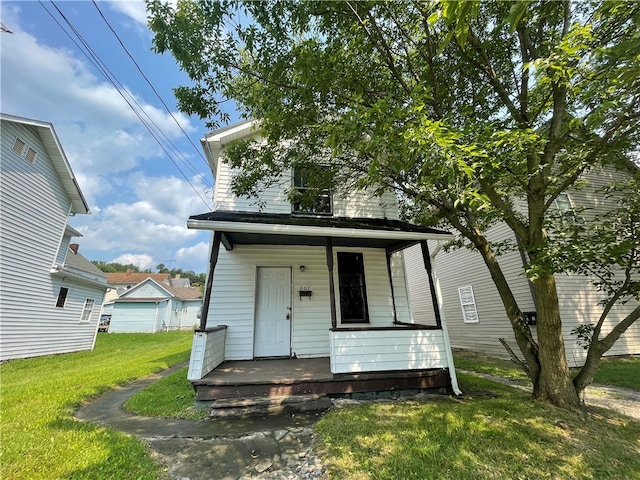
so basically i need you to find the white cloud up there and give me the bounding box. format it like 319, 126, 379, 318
111, 253, 155, 270
107, 0, 150, 26
175, 241, 211, 272
71, 172, 210, 271
0, 5, 203, 205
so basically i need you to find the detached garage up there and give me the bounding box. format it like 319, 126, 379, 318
108, 278, 202, 333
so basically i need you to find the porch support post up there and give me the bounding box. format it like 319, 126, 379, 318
199, 231, 222, 330
325, 237, 337, 328
420, 240, 442, 328
385, 248, 399, 324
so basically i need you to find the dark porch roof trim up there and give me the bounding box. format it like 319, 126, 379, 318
187, 211, 453, 250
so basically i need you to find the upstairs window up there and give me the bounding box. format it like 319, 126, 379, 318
292, 168, 332, 215
554, 193, 584, 224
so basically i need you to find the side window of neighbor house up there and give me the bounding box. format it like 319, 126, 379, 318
554, 193, 584, 224
55, 287, 69, 308
458, 286, 479, 323
80, 299, 95, 322
292, 168, 332, 215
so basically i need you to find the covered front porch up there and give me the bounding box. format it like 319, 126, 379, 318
187, 212, 461, 404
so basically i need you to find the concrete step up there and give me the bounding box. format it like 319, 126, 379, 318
210, 394, 332, 418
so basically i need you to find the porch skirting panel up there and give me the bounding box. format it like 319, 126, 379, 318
330, 328, 448, 374
188, 326, 227, 381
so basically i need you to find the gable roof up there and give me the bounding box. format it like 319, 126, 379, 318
1, 113, 89, 214
116, 277, 202, 301
200, 119, 259, 176
165, 285, 203, 300
64, 247, 107, 278
106, 272, 170, 285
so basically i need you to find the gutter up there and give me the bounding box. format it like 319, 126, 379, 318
187, 219, 454, 242
430, 240, 462, 395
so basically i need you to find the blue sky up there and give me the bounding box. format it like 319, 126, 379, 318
2, 0, 239, 273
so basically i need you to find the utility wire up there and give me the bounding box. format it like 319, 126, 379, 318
51, 1, 207, 185
91, 0, 210, 175
39, 0, 211, 208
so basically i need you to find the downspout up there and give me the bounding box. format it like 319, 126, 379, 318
430, 241, 462, 395
153, 301, 160, 333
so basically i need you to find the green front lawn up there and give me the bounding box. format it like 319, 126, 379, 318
0, 331, 193, 480
316, 374, 640, 480
592, 356, 640, 391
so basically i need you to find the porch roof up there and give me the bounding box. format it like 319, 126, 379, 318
187, 211, 453, 251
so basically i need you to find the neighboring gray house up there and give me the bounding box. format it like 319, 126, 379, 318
404, 165, 640, 367
0, 113, 109, 361
107, 278, 202, 333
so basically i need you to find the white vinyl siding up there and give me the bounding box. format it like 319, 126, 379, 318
330, 329, 449, 373
214, 159, 399, 219
188, 328, 227, 380
458, 286, 479, 323
404, 222, 536, 357
404, 166, 640, 366
0, 119, 105, 361
204, 243, 413, 360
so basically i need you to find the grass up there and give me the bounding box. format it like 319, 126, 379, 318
592, 356, 640, 391
315, 374, 640, 480
453, 349, 640, 392
5, 336, 636, 480
124, 366, 206, 419
452, 348, 531, 384
0, 331, 193, 480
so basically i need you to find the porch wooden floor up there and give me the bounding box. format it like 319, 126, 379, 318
192, 357, 451, 402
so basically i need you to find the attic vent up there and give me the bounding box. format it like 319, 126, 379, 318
25, 147, 37, 164
12, 137, 25, 155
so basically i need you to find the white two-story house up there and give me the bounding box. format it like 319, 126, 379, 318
0, 113, 108, 361
186, 120, 461, 403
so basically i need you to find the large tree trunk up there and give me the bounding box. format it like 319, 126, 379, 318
475, 242, 542, 395
533, 273, 582, 410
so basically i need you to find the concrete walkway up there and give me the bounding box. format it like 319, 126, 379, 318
74, 363, 327, 480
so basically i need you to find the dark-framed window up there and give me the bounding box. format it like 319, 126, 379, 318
292, 168, 332, 215
56, 287, 69, 308
337, 252, 369, 323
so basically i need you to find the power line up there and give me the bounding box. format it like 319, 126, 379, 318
38, 0, 212, 208
91, 0, 210, 175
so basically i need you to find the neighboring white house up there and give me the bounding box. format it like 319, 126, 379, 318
0, 113, 109, 361
186, 120, 460, 394
107, 278, 202, 333
405, 165, 640, 367
102, 271, 172, 305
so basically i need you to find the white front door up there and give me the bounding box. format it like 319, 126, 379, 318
254, 267, 292, 357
